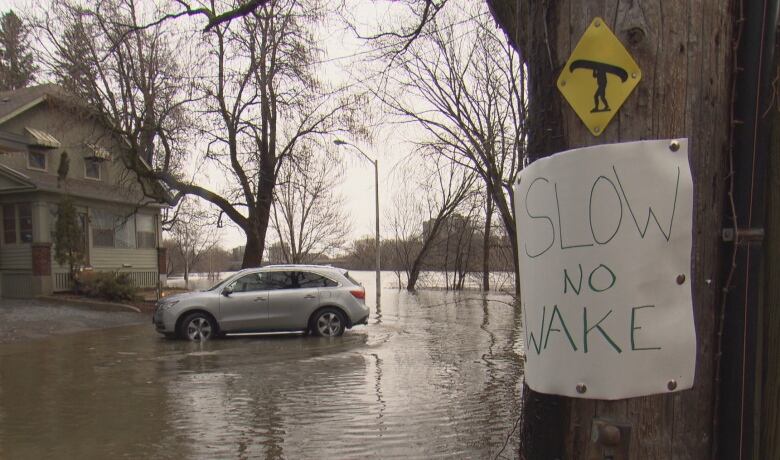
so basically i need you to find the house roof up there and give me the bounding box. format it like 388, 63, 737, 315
0, 129, 36, 153
0, 84, 173, 205
0, 84, 68, 125
0, 163, 35, 191
0, 163, 163, 206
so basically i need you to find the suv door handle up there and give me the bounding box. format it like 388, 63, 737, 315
254, 297, 267, 301
303, 294, 316, 299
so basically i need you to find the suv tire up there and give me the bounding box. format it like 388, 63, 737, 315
311, 308, 346, 337
179, 312, 217, 341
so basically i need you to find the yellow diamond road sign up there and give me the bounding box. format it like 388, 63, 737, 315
557, 17, 641, 136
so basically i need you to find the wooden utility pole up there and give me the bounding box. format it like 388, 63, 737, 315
489, 1, 733, 458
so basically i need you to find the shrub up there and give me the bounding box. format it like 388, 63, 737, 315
76, 271, 139, 302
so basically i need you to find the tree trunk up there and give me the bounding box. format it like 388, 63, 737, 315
242, 231, 263, 268
242, 184, 275, 269
407, 221, 446, 291
406, 254, 425, 291
183, 257, 189, 290
490, 1, 732, 458
491, 187, 520, 295
483, 192, 493, 291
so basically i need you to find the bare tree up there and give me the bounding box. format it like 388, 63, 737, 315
378, 5, 526, 292
167, 199, 219, 289
127, 0, 447, 42
385, 184, 423, 289
36, 0, 361, 268
269, 149, 351, 264
344, 236, 378, 269
386, 154, 476, 290
434, 201, 481, 290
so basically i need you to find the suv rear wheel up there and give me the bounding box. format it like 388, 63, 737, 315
311, 308, 346, 337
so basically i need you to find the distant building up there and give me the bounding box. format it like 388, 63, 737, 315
0, 84, 170, 297
422, 213, 472, 239
266, 242, 288, 264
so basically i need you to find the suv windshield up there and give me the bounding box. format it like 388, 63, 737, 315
206, 275, 235, 291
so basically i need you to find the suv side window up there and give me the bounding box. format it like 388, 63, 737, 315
230, 273, 267, 293
264, 271, 297, 290
298, 271, 338, 288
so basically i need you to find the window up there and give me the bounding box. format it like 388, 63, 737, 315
27, 152, 46, 170
114, 216, 136, 249
2, 205, 15, 244
91, 210, 115, 247
298, 271, 337, 288
344, 272, 361, 286
229, 273, 269, 293
264, 271, 297, 290
2, 203, 32, 244
18, 204, 32, 243
91, 209, 135, 248
136, 214, 156, 249
85, 159, 101, 180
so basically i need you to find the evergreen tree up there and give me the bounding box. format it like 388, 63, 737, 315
53, 198, 85, 282
57, 151, 70, 186
0, 10, 36, 90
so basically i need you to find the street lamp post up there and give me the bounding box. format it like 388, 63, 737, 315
333, 139, 380, 307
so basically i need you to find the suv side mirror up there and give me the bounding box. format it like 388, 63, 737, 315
222, 286, 233, 296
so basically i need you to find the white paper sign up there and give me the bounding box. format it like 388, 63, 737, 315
514, 139, 696, 400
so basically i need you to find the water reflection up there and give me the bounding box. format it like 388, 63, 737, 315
0, 272, 522, 458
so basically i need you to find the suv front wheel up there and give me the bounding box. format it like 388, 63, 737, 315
311, 308, 346, 337
179, 312, 217, 341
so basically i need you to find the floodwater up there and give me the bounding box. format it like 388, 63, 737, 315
0, 272, 523, 459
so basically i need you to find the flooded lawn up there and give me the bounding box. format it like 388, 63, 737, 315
0, 274, 523, 459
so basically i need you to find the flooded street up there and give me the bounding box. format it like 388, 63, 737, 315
0, 273, 523, 459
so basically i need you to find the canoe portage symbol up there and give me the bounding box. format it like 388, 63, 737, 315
569, 59, 629, 113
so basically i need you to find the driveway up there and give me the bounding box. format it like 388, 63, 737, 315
0, 298, 147, 344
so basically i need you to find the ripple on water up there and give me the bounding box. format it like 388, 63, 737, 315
0, 286, 522, 459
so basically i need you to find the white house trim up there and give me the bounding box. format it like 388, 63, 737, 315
0, 97, 46, 125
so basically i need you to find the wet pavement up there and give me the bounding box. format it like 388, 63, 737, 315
0, 298, 145, 344
0, 274, 523, 459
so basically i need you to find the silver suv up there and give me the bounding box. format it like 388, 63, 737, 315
153, 265, 369, 340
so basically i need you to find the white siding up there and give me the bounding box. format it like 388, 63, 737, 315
0, 244, 31, 270
90, 247, 158, 270
1, 272, 33, 298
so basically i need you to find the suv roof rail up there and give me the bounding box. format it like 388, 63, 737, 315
261, 264, 339, 269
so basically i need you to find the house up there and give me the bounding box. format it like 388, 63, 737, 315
0, 84, 169, 298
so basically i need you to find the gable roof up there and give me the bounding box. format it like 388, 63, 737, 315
0, 84, 68, 125
0, 163, 35, 193
0, 162, 164, 206
0, 129, 36, 153
0, 84, 173, 205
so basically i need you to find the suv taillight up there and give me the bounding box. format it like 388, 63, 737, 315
350, 289, 365, 300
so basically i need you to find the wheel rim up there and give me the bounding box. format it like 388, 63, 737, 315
317, 312, 341, 336
186, 317, 212, 341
